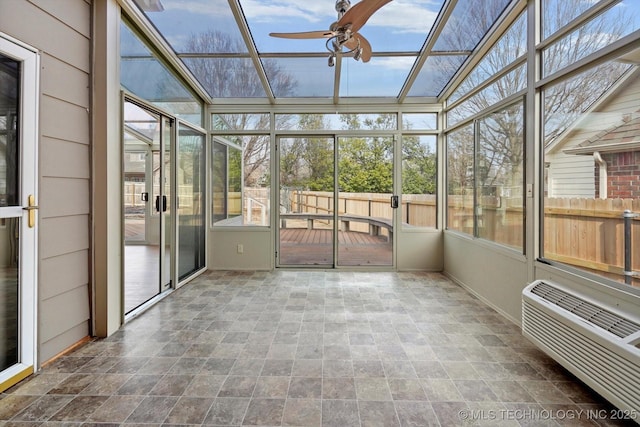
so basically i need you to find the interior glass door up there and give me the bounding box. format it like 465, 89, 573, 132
123, 100, 173, 314
278, 136, 335, 266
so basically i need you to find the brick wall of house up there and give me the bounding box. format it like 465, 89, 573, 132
595, 151, 640, 198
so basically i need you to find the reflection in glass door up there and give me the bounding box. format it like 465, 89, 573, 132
177, 124, 206, 280
277, 135, 395, 267
123, 100, 173, 313
278, 137, 335, 266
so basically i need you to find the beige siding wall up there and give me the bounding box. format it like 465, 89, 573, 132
0, 0, 92, 363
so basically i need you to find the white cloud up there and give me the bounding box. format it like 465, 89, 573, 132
240, 0, 335, 24
374, 56, 416, 70
159, 0, 441, 35
241, 0, 441, 33
368, 0, 440, 34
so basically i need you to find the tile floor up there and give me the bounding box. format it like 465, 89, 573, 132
0, 270, 632, 426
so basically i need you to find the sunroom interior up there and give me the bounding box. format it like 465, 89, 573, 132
105, 0, 640, 415
3, 0, 640, 421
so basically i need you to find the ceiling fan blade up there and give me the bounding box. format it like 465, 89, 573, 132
337, 0, 392, 33
344, 33, 373, 62
269, 30, 335, 39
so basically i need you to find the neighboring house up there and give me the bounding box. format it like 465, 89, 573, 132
565, 112, 640, 199
545, 63, 640, 198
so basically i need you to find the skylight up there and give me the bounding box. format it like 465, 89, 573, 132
132, 0, 515, 103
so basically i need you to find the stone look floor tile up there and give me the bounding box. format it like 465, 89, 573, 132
242, 398, 286, 426
322, 399, 360, 427
0, 271, 620, 426
87, 395, 144, 423
355, 377, 393, 401
358, 400, 400, 427
322, 377, 357, 399
282, 398, 321, 426
202, 397, 250, 425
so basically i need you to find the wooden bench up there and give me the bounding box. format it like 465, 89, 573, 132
279, 213, 393, 242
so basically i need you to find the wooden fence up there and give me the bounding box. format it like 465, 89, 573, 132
293, 190, 639, 280
544, 197, 640, 277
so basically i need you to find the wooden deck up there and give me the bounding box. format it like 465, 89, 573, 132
123, 225, 393, 312
279, 228, 392, 266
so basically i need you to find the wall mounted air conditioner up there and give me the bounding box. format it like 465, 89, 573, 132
522, 280, 640, 414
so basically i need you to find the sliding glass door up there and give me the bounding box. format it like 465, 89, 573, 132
278, 136, 335, 266
123, 99, 173, 313
277, 135, 395, 268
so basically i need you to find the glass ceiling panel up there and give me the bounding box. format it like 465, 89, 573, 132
245, 0, 445, 54
129, 0, 520, 102
183, 58, 267, 98
340, 55, 415, 97
135, 0, 247, 53
264, 58, 334, 98
407, 54, 468, 97
433, 0, 512, 51
121, 21, 203, 125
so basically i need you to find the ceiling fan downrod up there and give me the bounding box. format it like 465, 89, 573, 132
335, 0, 351, 17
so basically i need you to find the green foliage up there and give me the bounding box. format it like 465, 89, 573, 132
402, 135, 436, 194
338, 136, 392, 193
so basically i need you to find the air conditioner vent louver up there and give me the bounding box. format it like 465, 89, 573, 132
523, 280, 640, 415
530, 282, 640, 338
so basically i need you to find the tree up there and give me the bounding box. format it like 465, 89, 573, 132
402, 135, 437, 195
447, 0, 634, 198
186, 31, 297, 190
337, 114, 394, 193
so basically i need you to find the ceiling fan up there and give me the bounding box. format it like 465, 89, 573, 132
269, 0, 392, 67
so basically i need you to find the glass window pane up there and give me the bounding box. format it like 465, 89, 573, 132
433, 0, 511, 51
133, 0, 246, 53
448, 64, 526, 126
476, 102, 524, 251
275, 113, 397, 131
212, 141, 228, 224
0, 218, 19, 370
262, 58, 334, 98
542, 54, 640, 288
0, 53, 19, 207
184, 58, 267, 98
120, 21, 203, 126
407, 55, 468, 97
212, 113, 270, 131
402, 114, 437, 130
340, 56, 414, 97
402, 135, 437, 228
543, 0, 609, 39
450, 12, 527, 104
447, 124, 475, 234
543, 62, 631, 147
212, 135, 270, 226
542, 1, 640, 77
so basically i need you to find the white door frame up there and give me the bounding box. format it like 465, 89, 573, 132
0, 33, 39, 390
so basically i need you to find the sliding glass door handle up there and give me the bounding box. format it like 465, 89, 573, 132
155, 195, 168, 212
390, 195, 399, 209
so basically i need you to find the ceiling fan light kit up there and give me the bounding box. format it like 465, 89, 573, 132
269, 0, 392, 66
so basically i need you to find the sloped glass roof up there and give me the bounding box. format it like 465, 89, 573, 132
131, 0, 514, 104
